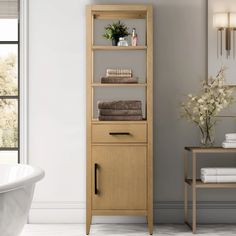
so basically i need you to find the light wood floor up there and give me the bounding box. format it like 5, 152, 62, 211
20, 224, 236, 236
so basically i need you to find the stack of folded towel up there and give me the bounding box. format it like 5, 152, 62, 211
98, 100, 143, 121
201, 168, 236, 183
101, 68, 138, 84
222, 133, 236, 148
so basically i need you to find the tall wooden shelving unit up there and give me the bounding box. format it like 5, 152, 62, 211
86, 5, 153, 235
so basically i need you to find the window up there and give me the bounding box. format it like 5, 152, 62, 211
0, 0, 19, 164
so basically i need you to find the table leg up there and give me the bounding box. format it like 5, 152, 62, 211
192, 152, 196, 234
184, 151, 188, 222
184, 183, 188, 222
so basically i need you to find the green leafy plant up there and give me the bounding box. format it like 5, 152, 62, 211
103, 21, 129, 44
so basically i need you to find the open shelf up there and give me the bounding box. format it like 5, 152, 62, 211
92, 45, 147, 51
92, 119, 147, 124
92, 83, 147, 87
185, 179, 236, 188
91, 5, 149, 19
93, 12, 147, 20
185, 146, 236, 153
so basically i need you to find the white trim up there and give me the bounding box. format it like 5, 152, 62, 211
29, 201, 86, 224
19, 0, 28, 164
29, 201, 236, 224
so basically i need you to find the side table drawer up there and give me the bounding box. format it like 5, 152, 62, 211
92, 123, 147, 143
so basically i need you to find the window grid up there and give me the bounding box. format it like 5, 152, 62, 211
0, 17, 20, 163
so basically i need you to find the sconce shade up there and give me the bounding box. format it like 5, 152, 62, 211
213, 12, 236, 59
213, 13, 228, 28
230, 13, 236, 28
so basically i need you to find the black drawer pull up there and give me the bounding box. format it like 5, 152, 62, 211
109, 132, 130, 135
94, 163, 99, 195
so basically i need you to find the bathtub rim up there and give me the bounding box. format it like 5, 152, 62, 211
0, 164, 44, 193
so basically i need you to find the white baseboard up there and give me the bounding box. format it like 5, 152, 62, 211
29, 201, 236, 224
29, 201, 86, 223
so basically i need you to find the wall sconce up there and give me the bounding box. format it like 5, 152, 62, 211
213, 12, 236, 59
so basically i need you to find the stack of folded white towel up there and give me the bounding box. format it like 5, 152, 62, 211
201, 168, 236, 183
222, 133, 236, 148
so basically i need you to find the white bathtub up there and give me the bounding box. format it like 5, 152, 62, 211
0, 164, 44, 236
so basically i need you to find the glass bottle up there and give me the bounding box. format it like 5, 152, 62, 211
131, 28, 138, 46
117, 37, 128, 46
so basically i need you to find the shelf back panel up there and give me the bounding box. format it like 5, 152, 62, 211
94, 19, 146, 46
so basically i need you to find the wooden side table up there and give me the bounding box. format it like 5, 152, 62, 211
184, 147, 236, 234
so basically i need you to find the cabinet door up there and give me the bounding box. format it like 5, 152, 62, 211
92, 145, 147, 210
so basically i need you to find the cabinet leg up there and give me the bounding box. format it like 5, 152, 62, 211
192, 153, 197, 234
86, 211, 92, 235
147, 212, 153, 235
184, 150, 188, 223
192, 187, 196, 234
184, 182, 188, 222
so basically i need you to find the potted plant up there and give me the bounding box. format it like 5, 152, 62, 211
103, 20, 129, 46
181, 68, 234, 146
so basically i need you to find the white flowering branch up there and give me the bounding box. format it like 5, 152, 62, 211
181, 67, 234, 144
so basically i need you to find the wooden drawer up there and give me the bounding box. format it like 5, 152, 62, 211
92, 123, 147, 143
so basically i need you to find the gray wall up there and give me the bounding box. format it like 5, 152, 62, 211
28, 0, 236, 224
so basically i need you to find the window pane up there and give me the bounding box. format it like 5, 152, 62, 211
0, 45, 18, 95
0, 151, 17, 164
0, 99, 18, 148
0, 19, 18, 41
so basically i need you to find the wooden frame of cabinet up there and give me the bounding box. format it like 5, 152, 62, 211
86, 5, 153, 235
184, 147, 236, 234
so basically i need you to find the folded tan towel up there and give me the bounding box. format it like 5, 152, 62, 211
101, 77, 138, 84
98, 101, 142, 110
98, 115, 143, 121
106, 68, 132, 78
106, 74, 132, 78
99, 109, 142, 116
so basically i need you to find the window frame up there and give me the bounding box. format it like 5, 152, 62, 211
19, 0, 28, 164
0, 0, 29, 165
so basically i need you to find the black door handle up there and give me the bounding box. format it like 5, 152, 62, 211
94, 163, 99, 195
109, 132, 130, 135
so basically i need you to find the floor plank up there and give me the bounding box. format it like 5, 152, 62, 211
20, 224, 236, 236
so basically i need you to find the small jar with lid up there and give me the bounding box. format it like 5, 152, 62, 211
117, 37, 128, 46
